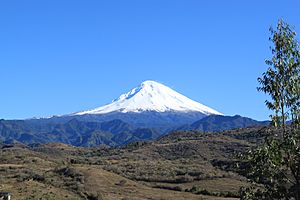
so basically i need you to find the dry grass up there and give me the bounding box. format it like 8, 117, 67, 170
78, 165, 203, 200
0, 128, 264, 199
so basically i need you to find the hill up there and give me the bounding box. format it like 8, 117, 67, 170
0, 115, 267, 147
0, 119, 160, 147
178, 115, 269, 132
0, 126, 269, 199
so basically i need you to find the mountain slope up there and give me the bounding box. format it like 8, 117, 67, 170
0, 119, 159, 147
72, 80, 222, 116
0, 134, 245, 200
42, 80, 223, 131
0, 115, 269, 147
178, 115, 269, 132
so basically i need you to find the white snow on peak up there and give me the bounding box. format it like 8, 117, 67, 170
73, 80, 223, 116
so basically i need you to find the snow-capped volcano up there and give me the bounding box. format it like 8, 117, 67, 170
73, 80, 222, 116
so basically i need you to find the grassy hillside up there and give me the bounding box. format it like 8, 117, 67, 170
0, 126, 268, 199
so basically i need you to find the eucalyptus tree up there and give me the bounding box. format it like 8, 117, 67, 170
240, 19, 300, 200
257, 19, 300, 132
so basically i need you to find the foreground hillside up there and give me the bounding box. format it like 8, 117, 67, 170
0, 126, 268, 199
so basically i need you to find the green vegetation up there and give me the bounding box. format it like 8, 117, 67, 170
240, 19, 300, 200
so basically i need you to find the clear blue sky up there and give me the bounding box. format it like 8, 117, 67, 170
0, 0, 299, 120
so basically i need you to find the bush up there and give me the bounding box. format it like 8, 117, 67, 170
153, 185, 183, 192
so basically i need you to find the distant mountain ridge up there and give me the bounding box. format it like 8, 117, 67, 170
0, 115, 268, 147
0, 119, 160, 147
177, 115, 269, 132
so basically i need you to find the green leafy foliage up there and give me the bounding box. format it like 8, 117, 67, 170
257, 19, 300, 129
241, 19, 300, 200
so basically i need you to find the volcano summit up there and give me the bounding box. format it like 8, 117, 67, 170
73, 80, 222, 116
61, 80, 222, 131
